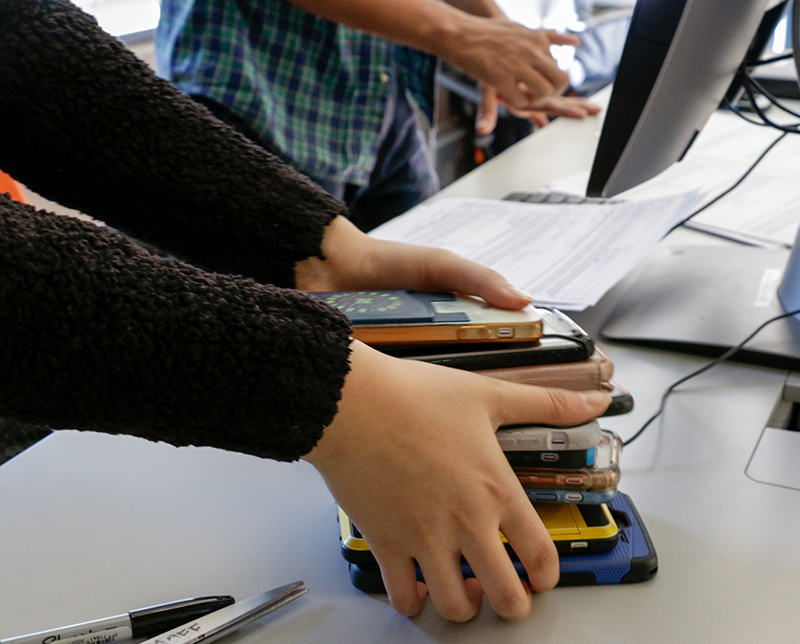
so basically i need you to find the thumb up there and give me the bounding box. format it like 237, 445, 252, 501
494, 385, 612, 428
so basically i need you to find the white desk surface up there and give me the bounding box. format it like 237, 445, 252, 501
2, 97, 800, 643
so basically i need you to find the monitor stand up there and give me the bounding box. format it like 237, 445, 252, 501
600, 244, 800, 370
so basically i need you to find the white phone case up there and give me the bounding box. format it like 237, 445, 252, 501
497, 420, 603, 451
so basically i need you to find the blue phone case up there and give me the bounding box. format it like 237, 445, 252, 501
524, 487, 617, 504
346, 492, 657, 593
555, 492, 658, 585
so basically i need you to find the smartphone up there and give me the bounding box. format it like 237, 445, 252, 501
339, 500, 618, 570
505, 446, 596, 469
530, 501, 618, 554
603, 381, 634, 416
556, 492, 658, 586
344, 492, 657, 593
377, 307, 594, 367
312, 290, 543, 345
512, 431, 622, 492
497, 420, 603, 452
502, 427, 621, 470
515, 465, 620, 493
523, 487, 618, 504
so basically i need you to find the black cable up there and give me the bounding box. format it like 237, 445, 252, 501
666, 63, 800, 238
623, 306, 800, 446
665, 130, 788, 234
626, 88, 800, 445
621, 55, 800, 446
739, 77, 800, 132
749, 52, 796, 66
743, 73, 800, 120
727, 104, 779, 127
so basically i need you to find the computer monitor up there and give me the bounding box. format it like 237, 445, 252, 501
584, 0, 800, 370
587, 0, 786, 199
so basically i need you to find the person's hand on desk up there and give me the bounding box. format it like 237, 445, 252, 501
295, 215, 533, 310
297, 215, 611, 620
304, 341, 612, 621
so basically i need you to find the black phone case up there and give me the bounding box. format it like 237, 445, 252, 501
605, 381, 634, 416
505, 447, 595, 469
344, 492, 657, 593
377, 308, 594, 368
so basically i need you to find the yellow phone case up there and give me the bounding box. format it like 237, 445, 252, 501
340, 501, 618, 562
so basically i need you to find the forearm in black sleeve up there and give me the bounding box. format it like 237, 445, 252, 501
0, 0, 349, 288
0, 195, 353, 461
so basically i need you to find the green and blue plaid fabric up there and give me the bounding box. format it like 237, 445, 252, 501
156, 0, 436, 186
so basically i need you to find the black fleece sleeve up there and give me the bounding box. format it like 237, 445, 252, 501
0, 0, 360, 460
0, 195, 352, 461
0, 0, 349, 288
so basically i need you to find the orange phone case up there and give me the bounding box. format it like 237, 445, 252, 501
351, 319, 543, 345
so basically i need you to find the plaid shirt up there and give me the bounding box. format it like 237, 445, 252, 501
156, 0, 436, 186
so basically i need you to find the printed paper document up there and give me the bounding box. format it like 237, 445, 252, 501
370, 193, 701, 310
552, 110, 800, 248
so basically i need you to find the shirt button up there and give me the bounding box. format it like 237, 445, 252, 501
378, 72, 390, 84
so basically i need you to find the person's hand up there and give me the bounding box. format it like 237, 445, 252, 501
475, 84, 601, 135
295, 215, 533, 310
439, 18, 581, 112
286, 1, 577, 115
303, 340, 612, 621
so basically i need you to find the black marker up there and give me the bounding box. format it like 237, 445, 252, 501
138, 583, 307, 644
1, 596, 235, 644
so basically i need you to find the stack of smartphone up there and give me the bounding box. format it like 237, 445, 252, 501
497, 421, 625, 558
367, 303, 634, 416
339, 490, 658, 593
499, 421, 620, 506
313, 291, 657, 589
339, 419, 657, 591
339, 422, 657, 591
312, 290, 628, 407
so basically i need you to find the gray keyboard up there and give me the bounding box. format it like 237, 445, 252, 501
504, 191, 619, 205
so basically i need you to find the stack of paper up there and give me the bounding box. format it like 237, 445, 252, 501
370, 193, 701, 311
552, 112, 800, 249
